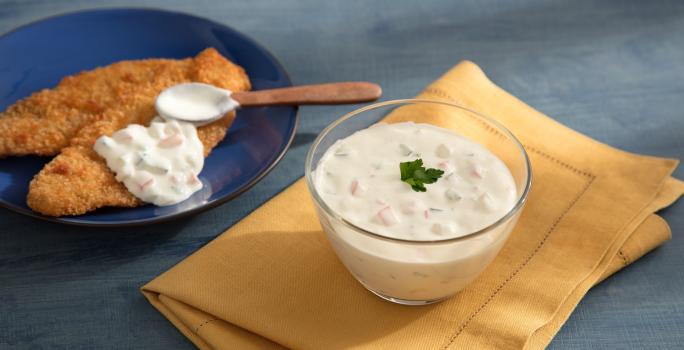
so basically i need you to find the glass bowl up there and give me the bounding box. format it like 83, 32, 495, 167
305, 99, 532, 305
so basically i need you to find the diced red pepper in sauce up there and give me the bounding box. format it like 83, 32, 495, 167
158, 134, 184, 148
350, 179, 359, 195
377, 206, 398, 226
139, 178, 154, 191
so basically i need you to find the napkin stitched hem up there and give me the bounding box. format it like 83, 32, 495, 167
440, 163, 595, 349
423, 82, 678, 349
451, 170, 679, 349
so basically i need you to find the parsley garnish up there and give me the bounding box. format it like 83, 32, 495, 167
399, 159, 444, 192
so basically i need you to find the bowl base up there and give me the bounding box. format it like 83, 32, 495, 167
361, 282, 449, 306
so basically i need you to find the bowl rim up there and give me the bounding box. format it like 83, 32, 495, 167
304, 98, 532, 245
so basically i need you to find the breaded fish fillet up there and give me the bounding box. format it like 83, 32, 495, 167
18, 48, 251, 216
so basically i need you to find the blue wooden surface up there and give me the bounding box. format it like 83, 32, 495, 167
1, 0, 683, 348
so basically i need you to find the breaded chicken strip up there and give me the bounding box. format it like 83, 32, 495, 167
24, 48, 250, 216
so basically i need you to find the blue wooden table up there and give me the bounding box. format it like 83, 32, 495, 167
1, 1, 683, 348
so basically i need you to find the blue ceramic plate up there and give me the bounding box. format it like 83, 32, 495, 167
0, 8, 298, 226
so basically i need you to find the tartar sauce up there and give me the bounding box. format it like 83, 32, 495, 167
314, 122, 517, 240
94, 118, 204, 206
313, 122, 522, 301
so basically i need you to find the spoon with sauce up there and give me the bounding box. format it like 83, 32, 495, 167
156, 81, 382, 125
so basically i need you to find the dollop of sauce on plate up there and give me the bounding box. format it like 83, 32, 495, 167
94, 118, 204, 206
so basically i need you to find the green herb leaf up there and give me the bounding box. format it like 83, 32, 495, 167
399, 158, 444, 192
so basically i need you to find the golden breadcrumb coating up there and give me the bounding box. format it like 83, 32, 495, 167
17, 48, 250, 216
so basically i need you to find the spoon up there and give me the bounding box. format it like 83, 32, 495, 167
156, 81, 382, 125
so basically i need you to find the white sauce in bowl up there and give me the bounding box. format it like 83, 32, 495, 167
313, 122, 517, 241
311, 121, 523, 301
94, 118, 204, 206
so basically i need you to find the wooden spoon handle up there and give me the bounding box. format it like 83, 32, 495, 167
231, 82, 382, 107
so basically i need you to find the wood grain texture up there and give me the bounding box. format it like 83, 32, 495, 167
0, 0, 683, 349
232, 82, 382, 106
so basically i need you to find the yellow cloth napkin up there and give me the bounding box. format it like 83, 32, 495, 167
142, 61, 684, 349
